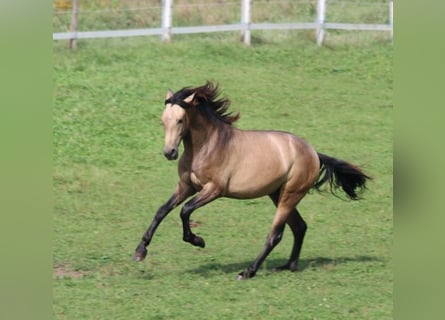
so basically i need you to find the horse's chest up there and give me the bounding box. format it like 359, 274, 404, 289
190, 171, 204, 190
188, 157, 223, 191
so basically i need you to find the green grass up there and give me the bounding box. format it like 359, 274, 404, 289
53, 35, 392, 319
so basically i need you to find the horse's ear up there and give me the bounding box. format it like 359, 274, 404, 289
165, 89, 174, 100
183, 92, 195, 104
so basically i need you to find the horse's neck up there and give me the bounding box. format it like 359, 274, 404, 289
183, 119, 231, 157
183, 125, 215, 155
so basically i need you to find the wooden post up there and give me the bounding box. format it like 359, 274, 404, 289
162, 0, 173, 42
69, 0, 79, 49
389, 1, 393, 42
316, 0, 326, 46
241, 0, 251, 45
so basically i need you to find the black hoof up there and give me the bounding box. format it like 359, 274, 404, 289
190, 235, 206, 248
133, 248, 147, 262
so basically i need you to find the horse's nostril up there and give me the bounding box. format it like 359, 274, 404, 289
164, 148, 178, 160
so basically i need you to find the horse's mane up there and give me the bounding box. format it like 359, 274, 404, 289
172, 81, 240, 125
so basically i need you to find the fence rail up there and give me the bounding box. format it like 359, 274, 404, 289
53, 0, 393, 47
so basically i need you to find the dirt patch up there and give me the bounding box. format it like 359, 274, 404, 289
190, 220, 202, 228
53, 264, 88, 279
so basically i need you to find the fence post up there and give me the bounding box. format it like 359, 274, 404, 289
69, 0, 79, 49
162, 0, 173, 42
241, 0, 251, 45
316, 0, 326, 46
389, 1, 393, 42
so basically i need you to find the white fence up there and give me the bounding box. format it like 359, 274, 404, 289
53, 0, 393, 47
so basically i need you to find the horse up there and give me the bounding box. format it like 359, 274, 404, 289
133, 81, 370, 279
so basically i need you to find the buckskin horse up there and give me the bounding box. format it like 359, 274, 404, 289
133, 81, 370, 279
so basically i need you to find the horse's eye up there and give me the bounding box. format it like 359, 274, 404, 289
177, 119, 183, 124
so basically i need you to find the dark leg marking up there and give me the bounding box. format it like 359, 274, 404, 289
275, 209, 307, 272
180, 198, 206, 248
237, 223, 286, 280
133, 184, 195, 262
179, 185, 220, 248
133, 195, 178, 261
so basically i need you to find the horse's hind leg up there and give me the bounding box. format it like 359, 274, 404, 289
269, 191, 307, 272
237, 191, 306, 280
237, 213, 287, 280
276, 208, 307, 272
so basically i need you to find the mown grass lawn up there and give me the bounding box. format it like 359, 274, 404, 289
53, 33, 392, 319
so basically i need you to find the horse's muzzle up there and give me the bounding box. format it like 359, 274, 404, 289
163, 148, 178, 160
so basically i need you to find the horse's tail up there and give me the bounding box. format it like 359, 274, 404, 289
313, 153, 371, 200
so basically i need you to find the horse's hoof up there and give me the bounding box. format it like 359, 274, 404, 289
192, 235, 206, 248
133, 248, 147, 262
236, 274, 245, 280
236, 270, 255, 280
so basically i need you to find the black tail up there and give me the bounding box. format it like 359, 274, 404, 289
313, 153, 371, 200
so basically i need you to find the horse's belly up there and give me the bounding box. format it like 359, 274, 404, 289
225, 163, 287, 199
226, 181, 284, 199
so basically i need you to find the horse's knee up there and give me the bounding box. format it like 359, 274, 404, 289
180, 206, 192, 220
298, 219, 307, 234
292, 212, 307, 235
268, 228, 284, 247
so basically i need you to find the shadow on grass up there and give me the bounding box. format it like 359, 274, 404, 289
185, 255, 383, 278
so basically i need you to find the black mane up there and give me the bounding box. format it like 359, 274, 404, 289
170, 81, 239, 125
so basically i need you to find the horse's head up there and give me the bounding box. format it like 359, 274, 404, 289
161, 90, 195, 160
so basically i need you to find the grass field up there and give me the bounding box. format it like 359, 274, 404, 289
53, 33, 392, 319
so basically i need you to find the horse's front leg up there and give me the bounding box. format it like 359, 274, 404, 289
133, 183, 195, 261
180, 183, 221, 248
